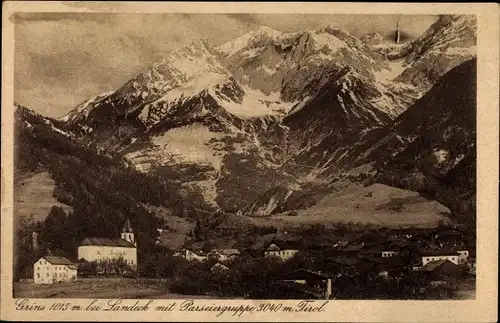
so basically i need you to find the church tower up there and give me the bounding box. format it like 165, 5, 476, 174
121, 218, 136, 246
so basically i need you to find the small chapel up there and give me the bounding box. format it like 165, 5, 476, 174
77, 219, 138, 269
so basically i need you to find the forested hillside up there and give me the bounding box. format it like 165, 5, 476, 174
14, 106, 187, 278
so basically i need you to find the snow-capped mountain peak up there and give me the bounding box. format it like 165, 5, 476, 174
218, 26, 286, 57
58, 90, 116, 123
47, 16, 478, 212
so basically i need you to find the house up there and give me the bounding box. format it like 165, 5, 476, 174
420, 251, 461, 266
466, 248, 476, 274
264, 241, 300, 261
75, 260, 95, 278
416, 259, 460, 282
467, 256, 476, 275
381, 251, 398, 258
173, 249, 207, 262
277, 269, 332, 299
249, 269, 332, 299
207, 248, 241, 262
78, 219, 137, 269
33, 256, 77, 284
210, 262, 230, 273
456, 250, 469, 264
217, 249, 240, 257
207, 251, 228, 262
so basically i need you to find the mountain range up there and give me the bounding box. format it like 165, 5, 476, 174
15, 15, 477, 225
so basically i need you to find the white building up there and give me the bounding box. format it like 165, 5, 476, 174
77, 219, 137, 269
173, 249, 207, 262
264, 242, 299, 261
421, 251, 461, 266
456, 250, 469, 264
381, 251, 398, 258
33, 256, 77, 284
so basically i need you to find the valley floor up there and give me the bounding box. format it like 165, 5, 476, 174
13, 277, 475, 300
13, 278, 217, 299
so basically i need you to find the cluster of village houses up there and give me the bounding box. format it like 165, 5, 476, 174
33, 219, 476, 299
174, 240, 475, 275
167, 237, 476, 299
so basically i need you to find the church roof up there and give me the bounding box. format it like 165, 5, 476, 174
79, 237, 135, 248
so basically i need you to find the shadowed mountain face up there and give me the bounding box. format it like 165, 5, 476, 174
16, 16, 476, 217
373, 59, 476, 214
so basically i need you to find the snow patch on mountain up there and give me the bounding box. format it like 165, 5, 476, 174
153, 40, 226, 86
310, 31, 348, 53
212, 85, 292, 119
219, 26, 286, 57
59, 90, 115, 123
149, 123, 225, 169
374, 58, 407, 83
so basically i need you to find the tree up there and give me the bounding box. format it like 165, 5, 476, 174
41, 206, 68, 250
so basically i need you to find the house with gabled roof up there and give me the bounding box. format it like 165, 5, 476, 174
416, 259, 460, 283
33, 256, 77, 284
420, 250, 461, 266
264, 240, 301, 261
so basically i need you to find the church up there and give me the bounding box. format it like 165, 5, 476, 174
78, 219, 138, 269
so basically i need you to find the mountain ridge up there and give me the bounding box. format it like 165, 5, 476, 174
27, 16, 476, 214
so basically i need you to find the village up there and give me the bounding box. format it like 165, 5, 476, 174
20, 217, 476, 300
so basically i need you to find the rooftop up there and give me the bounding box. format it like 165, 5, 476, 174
266, 240, 302, 251
79, 237, 135, 248
42, 256, 75, 265
418, 259, 456, 272
420, 251, 460, 257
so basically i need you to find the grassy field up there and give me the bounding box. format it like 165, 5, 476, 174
251, 182, 451, 229
451, 279, 476, 299
14, 171, 72, 223
13, 278, 214, 299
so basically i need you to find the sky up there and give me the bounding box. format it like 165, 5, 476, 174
13, 13, 438, 118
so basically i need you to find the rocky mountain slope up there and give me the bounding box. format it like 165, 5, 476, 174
374, 59, 476, 216
28, 15, 476, 216
239, 58, 476, 218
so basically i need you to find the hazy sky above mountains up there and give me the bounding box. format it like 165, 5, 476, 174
14, 13, 438, 118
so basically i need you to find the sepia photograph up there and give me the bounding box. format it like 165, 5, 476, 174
1, 2, 498, 322
11, 11, 479, 300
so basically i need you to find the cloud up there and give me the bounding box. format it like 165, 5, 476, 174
225, 13, 259, 26
12, 12, 111, 24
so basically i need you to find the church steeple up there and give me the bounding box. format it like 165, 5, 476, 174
121, 219, 135, 246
